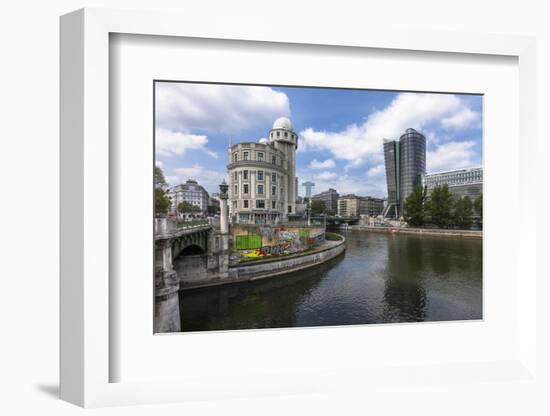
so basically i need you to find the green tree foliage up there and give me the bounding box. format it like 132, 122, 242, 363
207, 204, 219, 216
154, 165, 168, 189
155, 188, 171, 215
427, 184, 455, 228
474, 193, 483, 218
454, 196, 474, 229
403, 185, 427, 227
154, 165, 171, 216
310, 199, 326, 216
177, 201, 201, 214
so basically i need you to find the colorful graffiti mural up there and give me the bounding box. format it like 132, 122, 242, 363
235, 226, 326, 262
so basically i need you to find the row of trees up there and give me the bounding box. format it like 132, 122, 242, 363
306, 198, 336, 216
403, 184, 482, 229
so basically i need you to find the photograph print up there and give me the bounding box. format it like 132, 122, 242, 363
154, 81, 483, 333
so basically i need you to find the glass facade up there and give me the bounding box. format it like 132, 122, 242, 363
383, 128, 426, 218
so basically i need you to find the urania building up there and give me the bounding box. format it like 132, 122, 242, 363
227, 117, 299, 224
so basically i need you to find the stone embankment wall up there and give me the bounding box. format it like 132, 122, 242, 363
350, 225, 482, 238
181, 237, 346, 290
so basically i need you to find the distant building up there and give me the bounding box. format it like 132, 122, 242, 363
423, 167, 483, 199
208, 193, 221, 214
383, 128, 426, 218
359, 196, 385, 217
312, 188, 339, 213
337, 194, 360, 217
302, 181, 315, 198
227, 117, 298, 224
167, 179, 210, 218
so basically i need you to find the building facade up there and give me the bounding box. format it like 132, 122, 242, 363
312, 188, 339, 213
337, 194, 360, 217
383, 128, 426, 218
227, 117, 298, 224
359, 196, 385, 217
167, 179, 210, 218
423, 167, 483, 199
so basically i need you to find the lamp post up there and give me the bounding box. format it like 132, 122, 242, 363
219, 180, 229, 234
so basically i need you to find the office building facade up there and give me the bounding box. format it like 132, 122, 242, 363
423, 167, 483, 200
383, 128, 426, 218
167, 179, 210, 218
312, 188, 339, 213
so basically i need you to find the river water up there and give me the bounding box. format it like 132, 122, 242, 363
178, 230, 482, 331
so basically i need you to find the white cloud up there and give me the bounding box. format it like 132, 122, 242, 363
299, 92, 479, 167
314, 171, 338, 181
367, 164, 385, 178
298, 170, 386, 198
441, 107, 480, 129
156, 83, 290, 133
168, 164, 227, 194
156, 128, 218, 158
427, 141, 477, 172
155, 160, 163, 168
308, 158, 336, 170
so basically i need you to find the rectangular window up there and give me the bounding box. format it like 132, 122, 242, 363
244, 200, 249, 208
271, 172, 276, 182
234, 171, 238, 180
233, 152, 238, 162
243, 184, 249, 194
257, 184, 264, 194
256, 200, 265, 209
243, 151, 249, 160
234, 185, 238, 195
257, 152, 264, 161
257, 170, 264, 180
271, 201, 276, 209
288, 205, 292, 213
272, 186, 276, 196
272, 155, 276, 164
243, 170, 248, 179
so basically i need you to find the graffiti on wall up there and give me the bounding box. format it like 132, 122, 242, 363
236, 226, 326, 262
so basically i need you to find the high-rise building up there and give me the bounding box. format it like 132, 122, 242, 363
337, 194, 360, 217
302, 181, 315, 198
312, 188, 339, 213
423, 167, 483, 199
383, 128, 426, 218
227, 117, 298, 224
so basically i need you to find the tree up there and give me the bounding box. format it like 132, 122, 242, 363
474, 193, 483, 218
454, 196, 473, 229
403, 184, 427, 227
207, 204, 219, 216
177, 201, 201, 215
154, 165, 168, 189
310, 199, 326, 216
427, 184, 454, 228
154, 165, 171, 216
155, 188, 171, 215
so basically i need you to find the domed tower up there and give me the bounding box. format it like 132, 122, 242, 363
269, 117, 298, 217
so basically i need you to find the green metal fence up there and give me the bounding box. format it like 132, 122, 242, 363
235, 234, 262, 250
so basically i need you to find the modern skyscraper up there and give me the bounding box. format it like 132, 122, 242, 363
383, 128, 426, 218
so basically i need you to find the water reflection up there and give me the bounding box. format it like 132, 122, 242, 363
179, 231, 482, 331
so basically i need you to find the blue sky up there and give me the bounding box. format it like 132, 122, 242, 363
155, 82, 483, 197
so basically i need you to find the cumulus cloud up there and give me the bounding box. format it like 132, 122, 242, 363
155, 82, 290, 133
299, 92, 480, 167
441, 107, 480, 129
427, 141, 477, 172
308, 158, 336, 170
367, 164, 385, 178
156, 128, 218, 158
168, 164, 227, 194
314, 171, 338, 181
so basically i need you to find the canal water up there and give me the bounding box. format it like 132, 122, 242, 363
178, 230, 482, 331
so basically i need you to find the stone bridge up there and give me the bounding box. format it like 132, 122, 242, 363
154, 217, 229, 333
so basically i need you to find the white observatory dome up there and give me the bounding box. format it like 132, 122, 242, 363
272, 117, 293, 131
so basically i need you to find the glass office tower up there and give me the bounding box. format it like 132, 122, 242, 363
383, 128, 426, 218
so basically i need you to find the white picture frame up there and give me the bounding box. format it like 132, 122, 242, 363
60, 8, 537, 407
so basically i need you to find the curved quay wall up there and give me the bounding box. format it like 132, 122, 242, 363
180, 236, 346, 290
